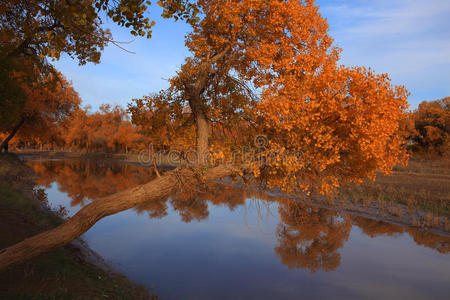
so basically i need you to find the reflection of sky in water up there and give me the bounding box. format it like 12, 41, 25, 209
33, 160, 450, 300
43, 182, 83, 216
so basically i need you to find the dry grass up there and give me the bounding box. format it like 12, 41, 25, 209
339, 157, 450, 216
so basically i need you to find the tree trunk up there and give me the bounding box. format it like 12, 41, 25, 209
0, 117, 25, 152
185, 47, 230, 165
189, 63, 211, 165
196, 112, 209, 165
0, 164, 241, 271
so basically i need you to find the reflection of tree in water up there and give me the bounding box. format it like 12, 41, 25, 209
353, 217, 450, 254
353, 217, 404, 237
171, 192, 210, 222
29, 159, 450, 266
135, 183, 248, 222
275, 201, 352, 272
28, 159, 155, 206
135, 196, 170, 219
405, 229, 449, 254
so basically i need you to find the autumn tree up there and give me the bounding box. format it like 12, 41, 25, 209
63, 104, 145, 153
128, 91, 196, 151
0, 0, 198, 151
0, 0, 410, 270
0, 69, 80, 151
407, 97, 449, 156
0, 0, 131, 143
130, 0, 409, 193
0, 0, 200, 62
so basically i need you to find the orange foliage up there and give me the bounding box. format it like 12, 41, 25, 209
1, 1, 196, 64
128, 92, 196, 151
63, 104, 147, 153
0, 69, 81, 149
257, 65, 409, 193
129, 0, 410, 194
1, 0, 199, 151
406, 97, 449, 156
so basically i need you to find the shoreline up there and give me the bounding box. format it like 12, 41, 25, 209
219, 180, 450, 238
0, 153, 156, 299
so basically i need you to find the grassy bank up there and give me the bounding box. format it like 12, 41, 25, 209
0, 154, 156, 299
339, 158, 450, 216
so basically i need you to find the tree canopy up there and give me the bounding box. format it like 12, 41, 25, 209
0, 0, 198, 151
0, 68, 80, 151
0, 0, 198, 63
129, 0, 410, 193
406, 97, 449, 156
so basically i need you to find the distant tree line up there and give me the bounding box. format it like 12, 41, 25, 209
2, 94, 449, 157
0, 101, 149, 154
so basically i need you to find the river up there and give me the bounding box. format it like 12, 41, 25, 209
25, 157, 450, 300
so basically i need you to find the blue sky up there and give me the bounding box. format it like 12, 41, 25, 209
54, 0, 450, 111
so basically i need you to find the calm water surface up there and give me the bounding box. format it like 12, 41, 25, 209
26, 158, 450, 300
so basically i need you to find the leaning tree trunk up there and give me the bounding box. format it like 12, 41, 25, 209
0, 117, 24, 152
0, 164, 241, 271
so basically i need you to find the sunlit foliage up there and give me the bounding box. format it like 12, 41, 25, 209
63, 104, 146, 153
0, 69, 80, 150
129, 0, 410, 194
406, 97, 449, 156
